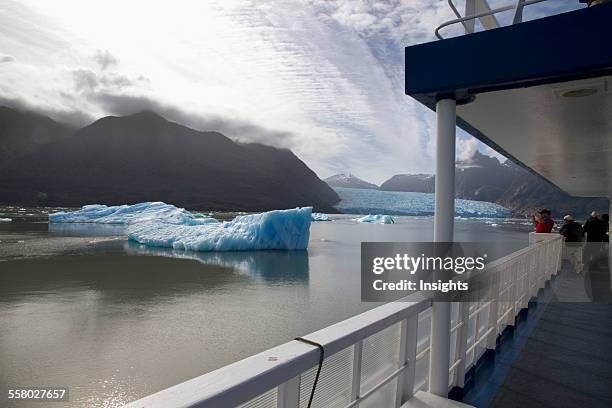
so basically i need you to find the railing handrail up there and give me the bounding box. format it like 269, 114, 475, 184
124, 292, 431, 408
435, 0, 548, 39
478, 233, 561, 272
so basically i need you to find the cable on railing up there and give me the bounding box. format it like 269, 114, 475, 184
294, 337, 325, 408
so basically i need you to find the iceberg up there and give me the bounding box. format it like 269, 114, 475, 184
311, 213, 331, 222
128, 207, 312, 251
49, 202, 218, 225
0, 218, 11, 222
334, 187, 511, 218
355, 214, 395, 224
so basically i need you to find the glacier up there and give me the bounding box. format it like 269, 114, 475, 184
334, 187, 511, 218
355, 214, 395, 224
127, 207, 312, 251
49, 202, 218, 225
311, 213, 331, 221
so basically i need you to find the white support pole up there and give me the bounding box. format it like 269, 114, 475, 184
429, 98, 456, 397
433, 99, 456, 243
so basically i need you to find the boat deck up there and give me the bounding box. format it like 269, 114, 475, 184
466, 259, 612, 408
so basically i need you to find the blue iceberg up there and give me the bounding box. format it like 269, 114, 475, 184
355, 214, 395, 224
334, 187, 511, 218
311, 213, 331, 221
49, 202, 218, 225
128, 207, 312, 251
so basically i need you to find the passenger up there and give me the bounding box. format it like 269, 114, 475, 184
559, 215, 584, 273
583, 211, 607, 242
602, 214, 609, 243
583, 211, 607, 268
532, 209, 554, 233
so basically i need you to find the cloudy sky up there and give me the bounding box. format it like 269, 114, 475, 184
0, 0, 581, 184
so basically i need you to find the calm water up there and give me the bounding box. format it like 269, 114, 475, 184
0, 207, 533, 407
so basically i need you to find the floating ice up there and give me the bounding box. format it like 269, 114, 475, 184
49, 202, 218, 225
355, 214, 395, 224
312, 213, 331, 222
0, 218, 11, 222
128, 207, 312, 251
334, 187, 511, 218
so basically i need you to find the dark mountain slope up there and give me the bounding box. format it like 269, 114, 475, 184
0, 106, 74, 164
380, 174, 434, 193
0, 111, 339, 212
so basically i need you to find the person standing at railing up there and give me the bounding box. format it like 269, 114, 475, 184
583, 211, 607, 268
560, 215, 584, 273
532, 209, 554, 233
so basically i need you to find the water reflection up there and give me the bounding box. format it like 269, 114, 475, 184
124, 241, 309, 284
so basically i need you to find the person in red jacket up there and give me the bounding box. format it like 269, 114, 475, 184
532, 209, 555, 233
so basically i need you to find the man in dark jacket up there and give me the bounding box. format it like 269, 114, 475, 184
560, 215, 584, 242
560, 215, 584, 273
583, 212, 607, 242
583, 211, 607, 268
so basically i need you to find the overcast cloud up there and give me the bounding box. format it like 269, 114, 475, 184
0, 0, 581, 183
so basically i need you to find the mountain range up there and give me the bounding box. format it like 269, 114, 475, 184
324, 174, 378, 190
329, 151, 608, 218
0, 107, 339, 212
2, 105, 606, 217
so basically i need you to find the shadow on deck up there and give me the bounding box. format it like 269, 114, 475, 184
463, 257, 612, 408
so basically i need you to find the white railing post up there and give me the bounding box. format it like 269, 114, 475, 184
430, 98, 456, 397
454, 301, 469, 389
509, 259, 520, 326
486, 273, 500, 349
397, 315, 418, 406
350, 340, 363, 403
277, 376, 300, 408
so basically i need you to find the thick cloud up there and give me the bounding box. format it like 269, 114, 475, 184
91, 92, 299, 147
0, 54, 15, 63
93, 50, 118, 70
0, 94, 92, 128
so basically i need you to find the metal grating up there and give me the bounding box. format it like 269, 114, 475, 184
299, 346, 354, 408
239, 387, 277, 408
360, 322, 401, 395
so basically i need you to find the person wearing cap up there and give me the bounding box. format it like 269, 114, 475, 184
560, 215, 584, 273
532, 209, 554, 233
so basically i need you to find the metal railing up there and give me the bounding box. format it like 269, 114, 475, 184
436, 0, 549, 39
124, 234, 563, 408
